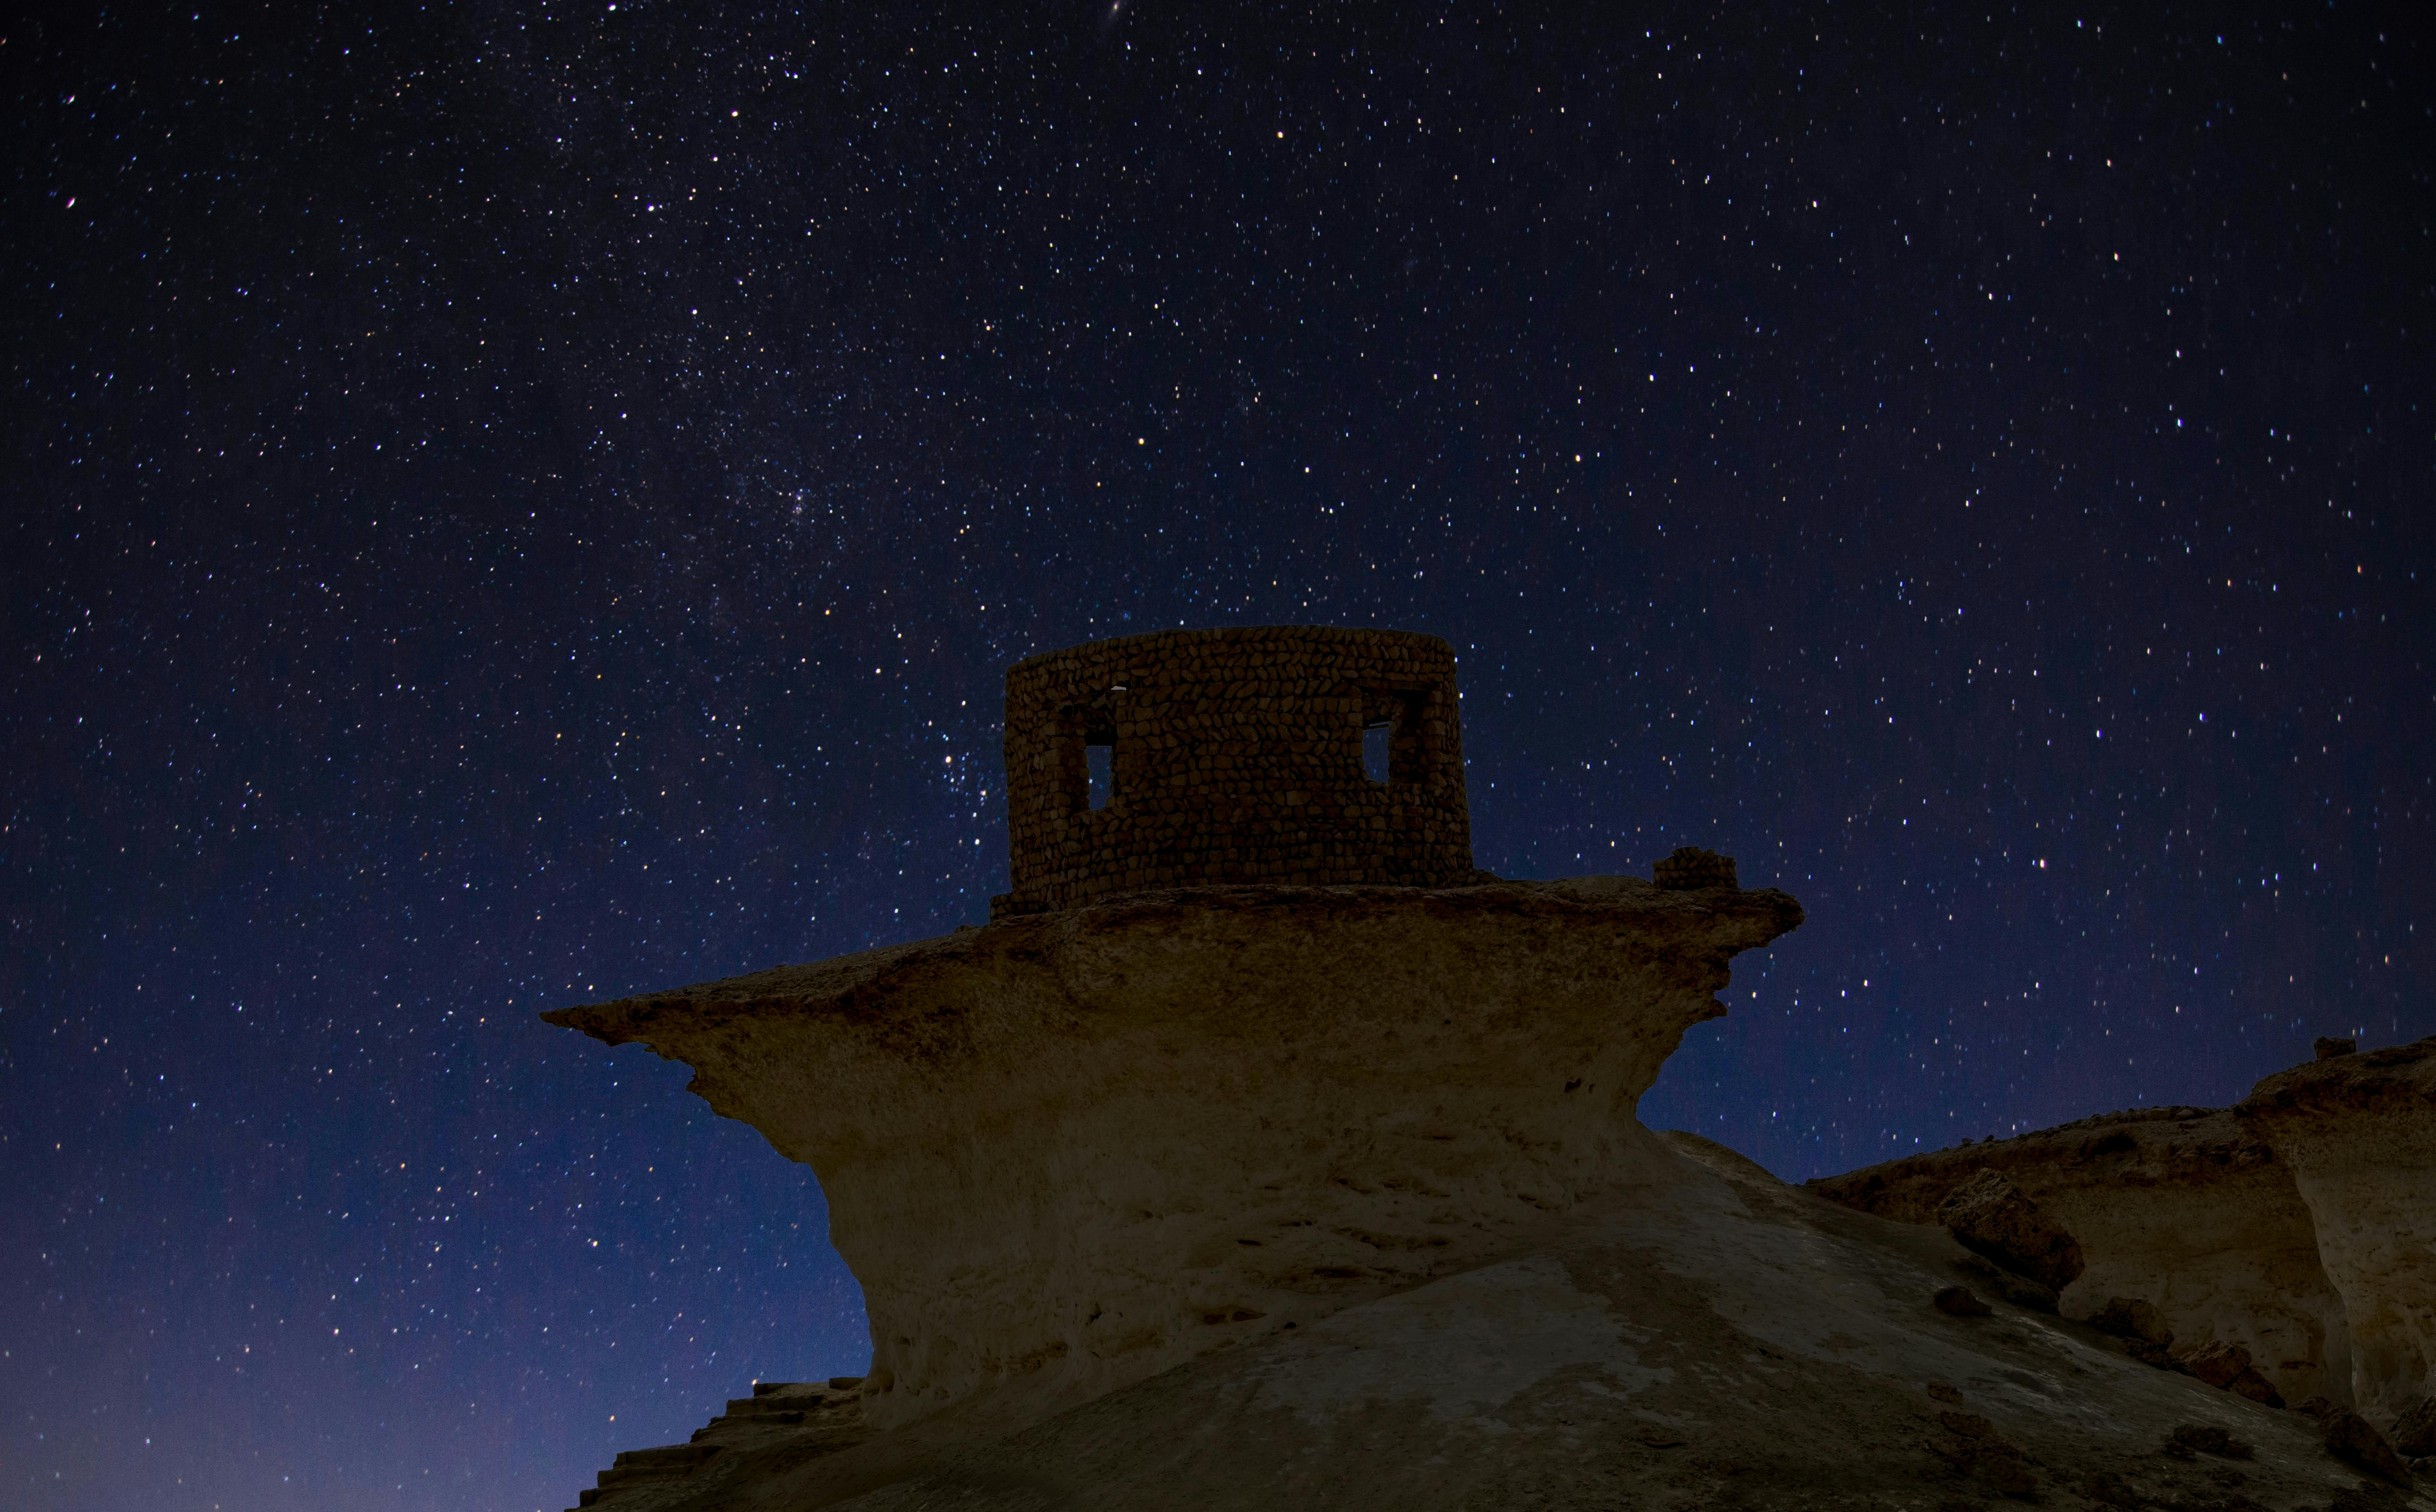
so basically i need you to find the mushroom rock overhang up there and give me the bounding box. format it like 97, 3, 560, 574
544, 875, 1800, 1432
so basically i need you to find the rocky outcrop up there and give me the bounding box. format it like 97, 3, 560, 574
541, 859, 2435, 1509
1810, 1033, 2436, 1445
533, 619, 2436, 1508
546, 877, 1800, 1435
2238, 1035, 2436, 1430
1810, 1103, 2355, 1408
1933, 1168, 2085, 1291
559, 1139, 2434, 1511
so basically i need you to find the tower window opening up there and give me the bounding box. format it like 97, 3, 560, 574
1360, 687, 1432, 787
1086, 742, 1114, 810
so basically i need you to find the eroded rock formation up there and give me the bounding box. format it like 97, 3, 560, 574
1811, 1034, 2436, 1449
547, 876, 1799, 1435
553, 1127, 2436, 1512
538, 630, 2432, 1510
2240, 1036, 2436, 1431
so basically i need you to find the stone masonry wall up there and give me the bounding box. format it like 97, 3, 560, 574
993, 626, 1476, 915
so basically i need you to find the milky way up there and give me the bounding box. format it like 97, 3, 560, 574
7, 4, 2429, 1508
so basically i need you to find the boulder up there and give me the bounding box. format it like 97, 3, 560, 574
2163, 1423, 2254, 1460
2178, 1340, 2287, 1407
2390, 1394, 2436, 1458
1953, 1253, 2061, 1314
2091, 1296, 2174, 1347
2317, 1406, 2412, 1484
1934, 1169, 2086, 1291
1934, 1284, 1993, 1317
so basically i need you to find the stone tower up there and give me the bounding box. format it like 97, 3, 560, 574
991, 625, 1476, 917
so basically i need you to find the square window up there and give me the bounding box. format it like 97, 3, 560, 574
1359, 687, 1432, 787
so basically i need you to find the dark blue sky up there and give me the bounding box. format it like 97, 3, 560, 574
7, 2, 2429, 1508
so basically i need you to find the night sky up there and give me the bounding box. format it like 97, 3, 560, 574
7, 2, 2432, 1508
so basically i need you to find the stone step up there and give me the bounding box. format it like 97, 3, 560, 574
723, 1394, 814, 1416
566, 1377, 861, 1507
612, 1442, 723, 1472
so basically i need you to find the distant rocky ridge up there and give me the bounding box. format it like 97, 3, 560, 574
1812, 1033, 2436, 1460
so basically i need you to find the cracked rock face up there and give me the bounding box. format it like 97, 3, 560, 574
546, 877, 1800, 1434
2238, 1036, 2436, 1429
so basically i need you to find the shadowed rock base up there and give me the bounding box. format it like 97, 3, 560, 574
562, 1139, 2432, 1511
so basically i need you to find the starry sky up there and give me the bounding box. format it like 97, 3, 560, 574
7, 2, 2431, 1508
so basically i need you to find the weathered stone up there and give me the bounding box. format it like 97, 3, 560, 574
2316, 1036, 2358, 1060
2390, 1395, 2436, 1457
1652, 846, 1737, 890
1809, 1098, 2369, 1410
2164, 1422, 2255, 1459
1936, 1170, 2087, 1291
546, 1028, 2436, 1512
2090, 1295, 2189, 1374
1935, 1284, 1995, 1317
2237, 1037, 2436, 1433
2121, 1338, 2186, 1372
2092, 1296, 2174, 1347
1953, 1253, 2061, 1313
2179, 1340, 2288, 1407
2318, 1407, 2412, 1484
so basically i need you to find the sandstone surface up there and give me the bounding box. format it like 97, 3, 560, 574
1812, 1034, 2436, 1452
560, 1136, 2432, 1511
1935, 1168, 2087, 1291
2238, 1036, 2436, 1431
1811, 1103, 2357, 1409
546, 877, 1799, 1435
536, 622, 2436, 1507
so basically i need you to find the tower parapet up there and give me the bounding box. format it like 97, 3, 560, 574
992, 625, 1476, 916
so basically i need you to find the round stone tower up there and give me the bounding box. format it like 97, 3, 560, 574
991, 625, 1477, 916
